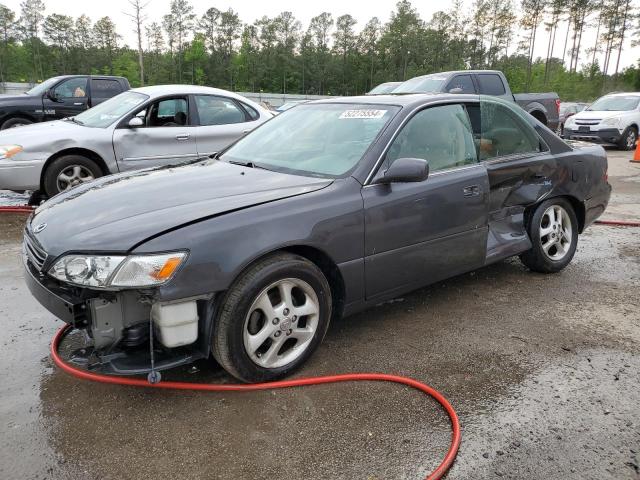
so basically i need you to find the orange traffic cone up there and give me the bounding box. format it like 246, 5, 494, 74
632, 138, 640, 163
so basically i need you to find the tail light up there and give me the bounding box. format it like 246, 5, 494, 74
555, 99, 561, 115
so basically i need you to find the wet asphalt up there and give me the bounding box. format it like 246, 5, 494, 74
0, 151, 638, 480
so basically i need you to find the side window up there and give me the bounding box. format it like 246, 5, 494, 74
445, 75, 475, 94
195, 95, 247, 126
240, 102, 260, 121
91, 79, 122, 99
386, 104, 477, 173
136, 97, 188, 127
476, 74, 506, 96
468, 99, 541, 160
53, 77, 88, 98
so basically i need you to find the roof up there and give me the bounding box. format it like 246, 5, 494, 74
133, 84, 239, 96
311, 92, 477, 108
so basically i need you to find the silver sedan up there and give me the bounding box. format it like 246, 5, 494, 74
0, 85, 273, 197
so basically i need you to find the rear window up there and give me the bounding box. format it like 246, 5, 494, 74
477, 74, 506, 95
91, 79, 123, 98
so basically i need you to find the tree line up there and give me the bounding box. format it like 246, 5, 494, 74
0, 0, 638, 101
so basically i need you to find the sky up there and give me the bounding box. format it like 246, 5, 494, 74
2, 0, 639, 72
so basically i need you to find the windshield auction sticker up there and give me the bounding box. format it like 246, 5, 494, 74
339, 109, 387, 119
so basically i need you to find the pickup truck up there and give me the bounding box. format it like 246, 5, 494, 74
393, 70, 560, 131
0, 75, 130, 130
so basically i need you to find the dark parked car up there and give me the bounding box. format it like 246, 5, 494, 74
558, 101, 588, 135
24, 94, 610, 382
393, 70, 560, 130
0, 75, 130, 130
367, 82, 402, 94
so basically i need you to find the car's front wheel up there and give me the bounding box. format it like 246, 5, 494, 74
212, 253, 332, 383
43, 155, 103, 197
618, 126, 637, 151
520, 198, 578, 273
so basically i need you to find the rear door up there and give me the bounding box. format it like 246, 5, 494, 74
192, 94, 263, 156
475, 73, 512, 101
113, 96, 198, 172
89, 78, 125, 106
362, 101, 489, 300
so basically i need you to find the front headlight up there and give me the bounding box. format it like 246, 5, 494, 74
601, 117, 620, 127
564, 117, 576, 128
48, 252, 187, 288
0, 145, 23, 159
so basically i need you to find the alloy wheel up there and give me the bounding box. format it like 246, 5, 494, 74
56, 165, 95, 192
626, 130, 636, 149
539, 205, 572, 261
243, 278, 320, 369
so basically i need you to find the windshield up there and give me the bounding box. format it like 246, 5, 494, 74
392, 75, 447, 94
221, 103, 400, 178
588, 95, 640, 111
72, 91, 148, 128
25, 77, 62, 96
369, 83, 399, 94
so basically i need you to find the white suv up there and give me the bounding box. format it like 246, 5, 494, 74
563, 92, 640, 150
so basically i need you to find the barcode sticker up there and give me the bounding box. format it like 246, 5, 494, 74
339, 109, 387, 119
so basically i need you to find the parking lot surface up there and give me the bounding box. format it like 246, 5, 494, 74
0, 150, 638, 480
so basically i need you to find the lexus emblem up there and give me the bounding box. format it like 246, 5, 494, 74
33, 223, 47, 234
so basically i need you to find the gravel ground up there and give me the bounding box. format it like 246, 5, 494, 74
0, 149, 638, 480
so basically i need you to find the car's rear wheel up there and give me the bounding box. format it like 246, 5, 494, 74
1, 117, 33, 129
520, 198, 578, 273
212, 253, 332, 383
618, 126, 637, 151
43, 155, 103, 197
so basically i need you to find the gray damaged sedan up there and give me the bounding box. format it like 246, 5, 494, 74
0, 85, 273, 197
24, 94, 611, 382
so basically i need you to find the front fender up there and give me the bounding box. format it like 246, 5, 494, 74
134, 178, 365, 303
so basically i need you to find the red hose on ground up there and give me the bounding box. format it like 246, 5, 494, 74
594, 219, 640, 227
0, 205, 34, 214
51, 325, 460, 480
2, 205, 639, 228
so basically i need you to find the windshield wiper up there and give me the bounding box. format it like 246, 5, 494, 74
69, 117, 84, 125
227, 159, 271, 171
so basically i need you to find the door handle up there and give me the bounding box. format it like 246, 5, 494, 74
242, 129, 252, 134
73, 102, 84, 106
463, 185, 481, 197
175, 134, 190, 141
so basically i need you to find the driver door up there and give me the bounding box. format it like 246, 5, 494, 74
113, 96, 199, 172
42, 77, 89, 120
362, 102, 489, 300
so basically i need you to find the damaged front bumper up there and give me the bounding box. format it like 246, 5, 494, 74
23, 252, 214, 375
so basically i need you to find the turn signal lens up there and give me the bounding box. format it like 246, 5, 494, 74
152, 256, 184, 281
0, 145, 23, 159
110, 252, 187, 287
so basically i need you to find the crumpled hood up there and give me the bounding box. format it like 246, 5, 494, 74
29, 160, 332, 256
0, 119, 81, 145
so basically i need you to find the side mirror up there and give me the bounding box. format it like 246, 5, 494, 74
128, 117, 144, 128
449, 87, 463, 94
46, 89, 60, 102
372, 158, 429, 184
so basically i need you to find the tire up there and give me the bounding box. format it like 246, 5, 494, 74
1, 117, 33, 130
618, 126, 637, 151
520, 198, 579, 274
212, 252, 332, 383
43, 155, 103, 197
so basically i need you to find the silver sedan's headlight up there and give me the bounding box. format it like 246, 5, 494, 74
0, 145, 23, 160
48, 252, 187, 288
